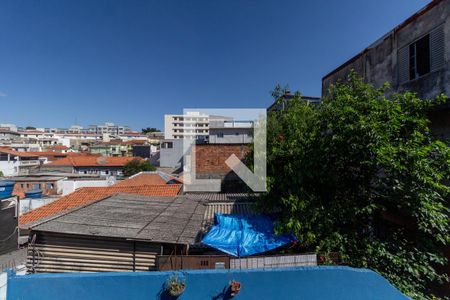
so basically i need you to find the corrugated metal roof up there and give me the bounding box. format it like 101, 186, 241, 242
203, 202, 256, 223
185, 193, 259, 202
32, 193, 206, 245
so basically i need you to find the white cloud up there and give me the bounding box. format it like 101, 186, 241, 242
0, 91, 7, 97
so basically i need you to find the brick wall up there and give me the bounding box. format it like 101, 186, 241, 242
195, 144, 250, 175
13, 181, 59, 199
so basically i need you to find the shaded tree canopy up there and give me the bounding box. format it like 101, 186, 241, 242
123, 158, 156, 177
262, 72, 450, 299
142, 127, 160, 134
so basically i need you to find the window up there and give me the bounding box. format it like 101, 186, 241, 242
162, 142, 173, 149
217, 132, 224, 138
409, 34, 430, 80
398, 25, 445, 83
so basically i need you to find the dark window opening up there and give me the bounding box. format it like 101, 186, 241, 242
409, 34, 430, 80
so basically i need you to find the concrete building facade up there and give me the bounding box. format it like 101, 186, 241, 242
159, 139, 184, 169
322, 0, 450, 139
164, 112, 210, 140
0, 149, 40, 177
208, 120, 254, 144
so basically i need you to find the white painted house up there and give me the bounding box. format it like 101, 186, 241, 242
0, 148, 40, 176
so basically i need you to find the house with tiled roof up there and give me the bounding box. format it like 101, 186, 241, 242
39, 155, 140, 177
45, 145, 70, 153
19, 184, 182, 227
0, 147, 41, 176
113, 171, 182, 187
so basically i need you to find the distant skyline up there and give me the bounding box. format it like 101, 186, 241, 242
0, 0, 430, 129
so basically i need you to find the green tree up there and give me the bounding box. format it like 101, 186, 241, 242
270, 83, 290, 100
263, 72, 450, 299
141, 127, 160, 134
123, 159, 156, 177
0, 171, 4, 177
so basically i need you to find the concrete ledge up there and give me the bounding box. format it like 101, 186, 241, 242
7, 266, 408, 300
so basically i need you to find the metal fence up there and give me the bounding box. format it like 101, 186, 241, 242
230, 254, 317, 269
157, 254, 317, 271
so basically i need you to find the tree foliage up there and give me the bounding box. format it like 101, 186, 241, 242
270, 83, 290, 100
123, 158, 156, 177
141, 127, 160, 134
263, 72, 450, 299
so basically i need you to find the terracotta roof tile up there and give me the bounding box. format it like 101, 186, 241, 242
113, 173, 167, 187
19, 184, 182, 226
47, 145, 69, 150
47, 156, 140, 167
0, 147, 40, 158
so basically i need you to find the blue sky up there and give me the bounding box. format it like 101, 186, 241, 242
0, 0, 430, 130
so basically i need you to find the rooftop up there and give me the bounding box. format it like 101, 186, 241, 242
20, 184, 182, 226
0, 147, 39, 158
32, 193, 206, 245
46, 156, 140, 167
113, 172, 174, 187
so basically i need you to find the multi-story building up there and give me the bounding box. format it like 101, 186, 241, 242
0, 129, 20, 141
322, 0, 450, 139
208, 119, 254, 144
87, 122, 130, 136
40, 156, 138, 178
0, 124, 18, 132
159, 139, 184, 169
164, 112, 210, 140
0, 148, 41, 176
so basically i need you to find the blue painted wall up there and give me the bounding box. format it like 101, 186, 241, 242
7, 266, 408, 300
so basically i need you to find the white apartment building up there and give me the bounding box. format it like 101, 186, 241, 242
0, 124, 18, 132
164, 112, 210, 140
0, 148, 41, 176
87, 122, 130, 135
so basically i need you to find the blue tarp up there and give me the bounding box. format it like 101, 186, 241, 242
202, 214, 297, 257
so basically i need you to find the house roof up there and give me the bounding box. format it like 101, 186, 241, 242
202, 201, 256, 224
25, 151, 68, 159
31, 193, 207, 245
0, 129, 19, 134
20, 184, 182, 226
18, 130, 46, 135
47, 145, 69, 150
113, 172, 167, 186
184, 193, 259, 202
46, 156, 139, 167
113, 171, 182, 187
0, 147, 39, 158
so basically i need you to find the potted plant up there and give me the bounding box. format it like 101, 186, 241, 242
165, 273, 186, 297
229, 280, 241, 297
